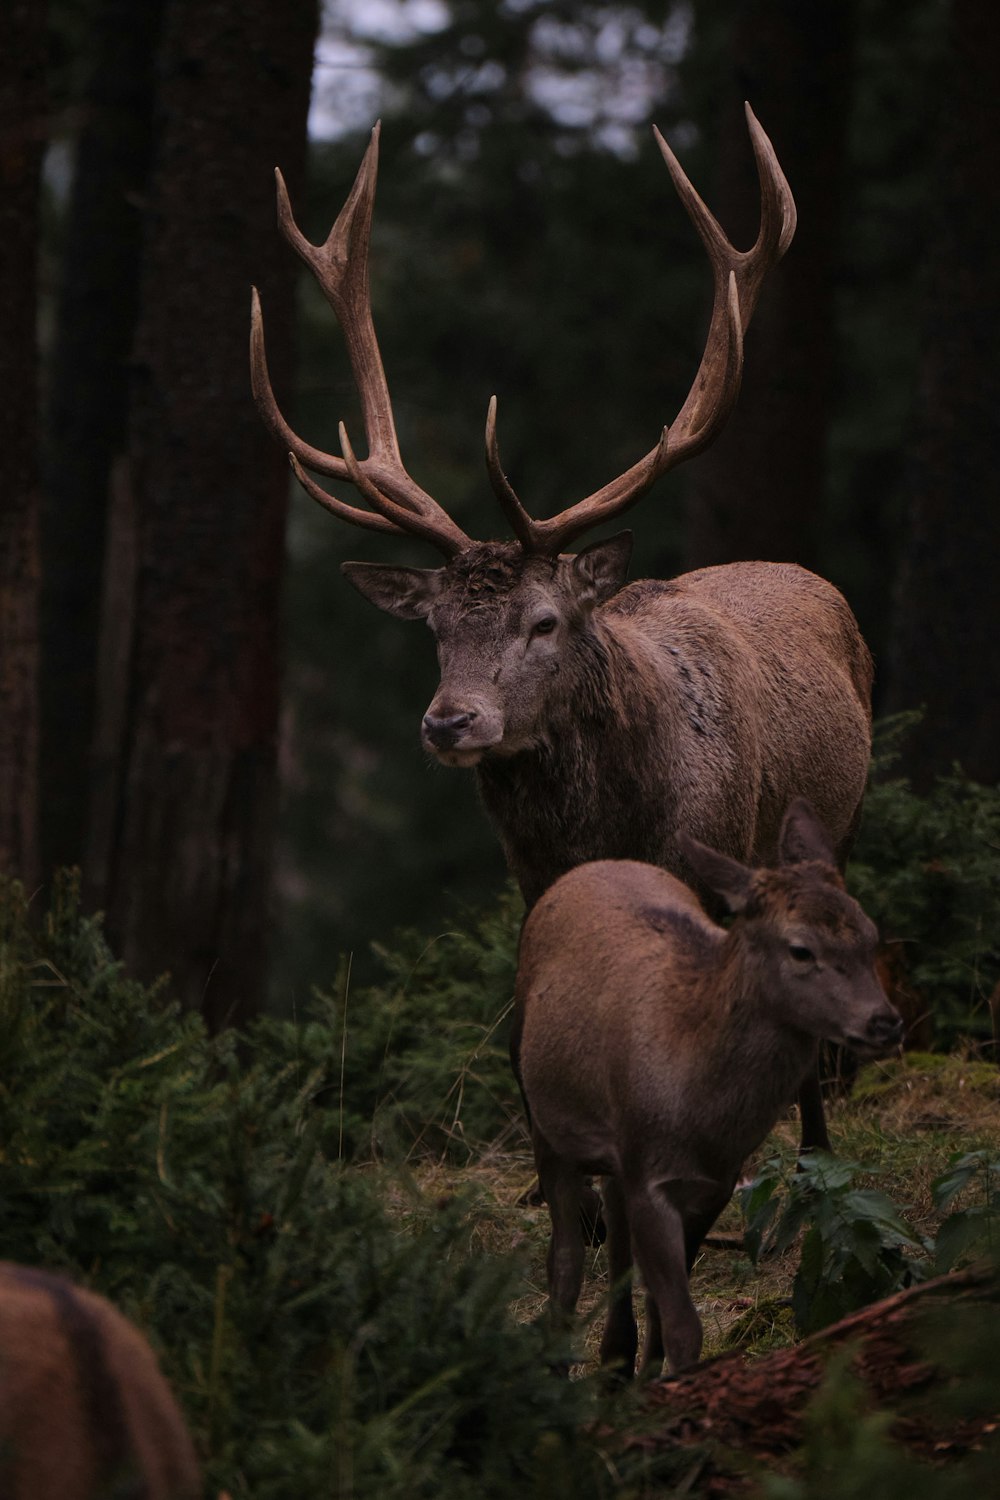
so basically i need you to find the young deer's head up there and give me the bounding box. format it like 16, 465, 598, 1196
680, 798, 902, 1057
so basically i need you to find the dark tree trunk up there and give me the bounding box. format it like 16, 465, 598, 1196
88, 0, 318, 1027
40, 0, 166, 878
684, 0, 856, 571
885, 0, 1000, 787
0, 0, 46, 886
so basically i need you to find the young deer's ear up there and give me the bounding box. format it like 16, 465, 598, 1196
778, 798, 838, 868
570, 531, 633, 603
341, 561, 444, 621
677, 830, 755, 913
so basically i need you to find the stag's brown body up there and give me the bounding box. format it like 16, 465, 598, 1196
515, 802, 902, 1377
0, 1262, 200, 1500
252, 108, 870, 1150
468, 553, 872, 907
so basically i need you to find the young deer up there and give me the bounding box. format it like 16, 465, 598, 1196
514, 800, 902, 1378
0, 1262, 200, 1499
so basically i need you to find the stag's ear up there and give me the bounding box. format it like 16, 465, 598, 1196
570, 531, 633, 603
677, 829, 755, 913
341, 561, 444, 621
778, 798, 838, 868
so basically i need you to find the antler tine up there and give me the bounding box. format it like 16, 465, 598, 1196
251, 124, 472, 559
484, 396, 537, 551
506, 108, 793, 557
288, 452, 403, 536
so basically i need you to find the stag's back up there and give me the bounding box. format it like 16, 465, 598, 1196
605, 561, 873, 866
0, 1263, 200, 1500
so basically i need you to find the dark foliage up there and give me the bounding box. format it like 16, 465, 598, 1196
0, 874, 609, 1499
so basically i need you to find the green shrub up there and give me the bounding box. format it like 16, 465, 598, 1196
930, 1150, 1000, 1273
849, 714, 1000, 1046
258, 883, 524, 1163
740, 1153, 926, 1336
0, 874, 608, 1500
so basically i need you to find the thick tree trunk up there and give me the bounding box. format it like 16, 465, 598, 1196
684, 0, 856, 571
0, 0, 46, 887
40, 0, 165, 878
885, 0, 1000, 787
88, 0, 318, 1027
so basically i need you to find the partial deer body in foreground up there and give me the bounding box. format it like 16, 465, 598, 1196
0, 1262, 200, 1500
514, 801, 902, 1377
252, 110, 872, 1153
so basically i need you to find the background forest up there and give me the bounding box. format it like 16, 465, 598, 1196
4, 3, 1000, 1496
3, 0, 999, 1020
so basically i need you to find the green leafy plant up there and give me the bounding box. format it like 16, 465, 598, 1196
930, 1150, 1000, 1273
740, 1153, 926, 1335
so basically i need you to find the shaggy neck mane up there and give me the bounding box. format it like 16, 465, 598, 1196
476, 615, 676, 906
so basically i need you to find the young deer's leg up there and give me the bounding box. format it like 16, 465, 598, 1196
535, 1133, 585, 1333
643, 1291, 664, 1371
625, 1182, 702, 1375
597, 1175, 638, 1378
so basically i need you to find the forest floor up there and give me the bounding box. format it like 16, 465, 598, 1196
410, 1049, 1000, 1492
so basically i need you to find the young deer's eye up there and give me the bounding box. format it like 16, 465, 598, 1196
531, 615, 558, 638
788, 943, 816, 964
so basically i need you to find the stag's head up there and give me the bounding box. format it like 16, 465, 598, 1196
251, 112, 796, 766
679, 800, 903, 1058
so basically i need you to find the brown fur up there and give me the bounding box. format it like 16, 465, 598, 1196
347, 539, 874, 1155
347, 545, 873, 904
0, 1263, 200, 1500
514, 803, 901, 1377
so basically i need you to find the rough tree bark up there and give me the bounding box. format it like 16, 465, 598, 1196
40, 0, 166, 878
684, 0, 856, 571
885, 0, 1000, 788
623, 1266, 999, 1495
88, 0, 318, 1027
0, 0, 46, 887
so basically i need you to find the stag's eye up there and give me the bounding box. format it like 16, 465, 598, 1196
788, 943, 816, 964
531, 615, 558, 638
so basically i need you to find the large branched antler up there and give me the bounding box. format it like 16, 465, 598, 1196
250, 123, 471, 559
485, 103, 796, 556
253, 107, 794, 562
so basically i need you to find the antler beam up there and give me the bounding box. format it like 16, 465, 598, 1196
250, 123, 472, 559
485, 103, 796, 556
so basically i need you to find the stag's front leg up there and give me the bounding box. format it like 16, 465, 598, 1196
797, 1065, 831, 1154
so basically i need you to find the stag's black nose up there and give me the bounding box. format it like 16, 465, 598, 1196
422, 711, 476, 749
866, 1012, 904, 1049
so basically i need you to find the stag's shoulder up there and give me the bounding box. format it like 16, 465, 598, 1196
611, 561, 852, 622
607, 562, 871, 697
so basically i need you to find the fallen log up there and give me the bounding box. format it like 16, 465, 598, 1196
615, 1265, 1000, 1495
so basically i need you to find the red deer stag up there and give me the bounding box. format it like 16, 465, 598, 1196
251, 111, 873, 1155
0, 1262, 200, 1499
515, 800, 902, 1377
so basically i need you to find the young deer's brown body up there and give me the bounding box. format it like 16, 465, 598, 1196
515, 802, 902, 1377
0, 1262, 200, 1500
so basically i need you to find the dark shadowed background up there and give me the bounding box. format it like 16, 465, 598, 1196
2, 0, 997, 1020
